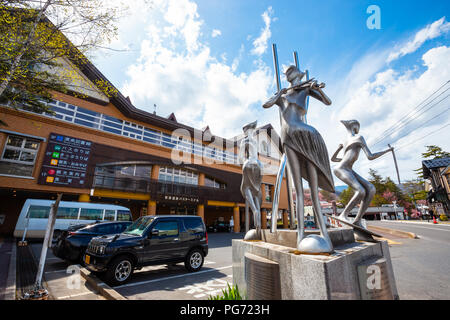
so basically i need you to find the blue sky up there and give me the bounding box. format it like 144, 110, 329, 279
91, 0, 450, 183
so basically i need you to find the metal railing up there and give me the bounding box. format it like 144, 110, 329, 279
92, 175, 230, 201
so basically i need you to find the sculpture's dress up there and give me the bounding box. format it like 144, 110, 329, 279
240, 137, 263, 198
280, 89, 334, 193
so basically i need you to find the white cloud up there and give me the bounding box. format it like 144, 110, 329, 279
387, 17, 450, 63
211, 29, 222, 38
121, 0, 277, 139
251, 6, 274, 56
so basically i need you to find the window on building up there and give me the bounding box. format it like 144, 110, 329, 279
204, 176, 226, 189
0, 135, 40, 177
158, 167, 199, 185
265, 184, 272, 202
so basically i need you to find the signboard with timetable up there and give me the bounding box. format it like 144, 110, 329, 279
38, 133, 93, 188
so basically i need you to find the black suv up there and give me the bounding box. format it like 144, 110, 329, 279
83, 215, 208, 286
52, 221, 132, 263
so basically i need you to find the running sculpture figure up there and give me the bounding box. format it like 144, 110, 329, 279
238, 120, 263, 240
263, 66, 335, 254
331, 120, 393, 236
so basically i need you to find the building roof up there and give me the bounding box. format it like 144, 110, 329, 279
422, 157, 450, 179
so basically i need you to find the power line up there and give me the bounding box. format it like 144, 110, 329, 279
370, 79, 450, 147
388, 105, 450, 147
396, 122, 450, 151
372, 92, 450, 147
376, 94, 450, 146
372, 90, 450, 147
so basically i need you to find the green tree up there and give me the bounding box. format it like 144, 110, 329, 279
0, 1, 125, 126
339, 187, 354, 207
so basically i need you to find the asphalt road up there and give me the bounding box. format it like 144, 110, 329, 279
367, 220, 450, 299
113, 232, 243, 300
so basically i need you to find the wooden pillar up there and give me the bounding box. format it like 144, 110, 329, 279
199, 173, 205, 186
282, 209, 289, 229
197, 204, 205, 221
78, 194, 90, 202
233, 206, 240, 233
148, 200, 157, 215
261, 208, 267, 229
261, 183, 266, 202
151, 164, 160, 180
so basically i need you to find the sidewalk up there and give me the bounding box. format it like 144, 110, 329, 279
28, 242, 105, 300
0, 237, 15, 300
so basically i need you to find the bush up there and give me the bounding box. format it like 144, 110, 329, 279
208, 283, 243, 300
439, 214, 448, 221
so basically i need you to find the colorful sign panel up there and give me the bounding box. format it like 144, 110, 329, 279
38, 133, 93, 188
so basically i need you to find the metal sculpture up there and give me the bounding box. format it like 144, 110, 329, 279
238, 120, 263, 240
263, 65, 335, 254
331, 120, 393, 236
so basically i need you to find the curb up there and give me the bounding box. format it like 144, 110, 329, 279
5, 241, 17, 300
367, 225, 418, 239
79, 267, 127, 300
380, 220, 450, 226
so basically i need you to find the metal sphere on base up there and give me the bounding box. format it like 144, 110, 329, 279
298, 234, 334, 254
244, 228, 261, 241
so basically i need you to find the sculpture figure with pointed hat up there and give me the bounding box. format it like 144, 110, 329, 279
263, 65, 334, 254
331, 120, 393, 239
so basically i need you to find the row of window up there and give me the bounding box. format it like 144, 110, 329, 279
158, 166, 199, 185
26, 100, 238, 164
27, 205, 132, 221
94, 164, 226, 189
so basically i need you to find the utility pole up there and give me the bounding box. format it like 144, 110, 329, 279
23, 193, 63, 300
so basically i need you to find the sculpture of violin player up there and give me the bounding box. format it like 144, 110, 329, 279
238, 120, 263, 240
263, 65, 335, 254
331, 120, 393, 237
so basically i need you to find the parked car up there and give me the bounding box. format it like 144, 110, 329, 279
207, 220, 231, 232
83, 215, 208, 286
52, 221, 132, 263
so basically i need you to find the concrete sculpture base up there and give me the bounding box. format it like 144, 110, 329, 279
232, 228, 399, 300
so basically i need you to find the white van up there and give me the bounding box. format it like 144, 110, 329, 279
14, 199, 132, 239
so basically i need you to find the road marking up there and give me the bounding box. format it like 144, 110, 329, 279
179, 278, 231, 299
376, 237, 402, 245
115, 265, 232, 289
391, 225, 450, 233
57, 291, 98, 299
45, 269, 68, 274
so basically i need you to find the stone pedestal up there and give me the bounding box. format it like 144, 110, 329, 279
232, 228, 399, 300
